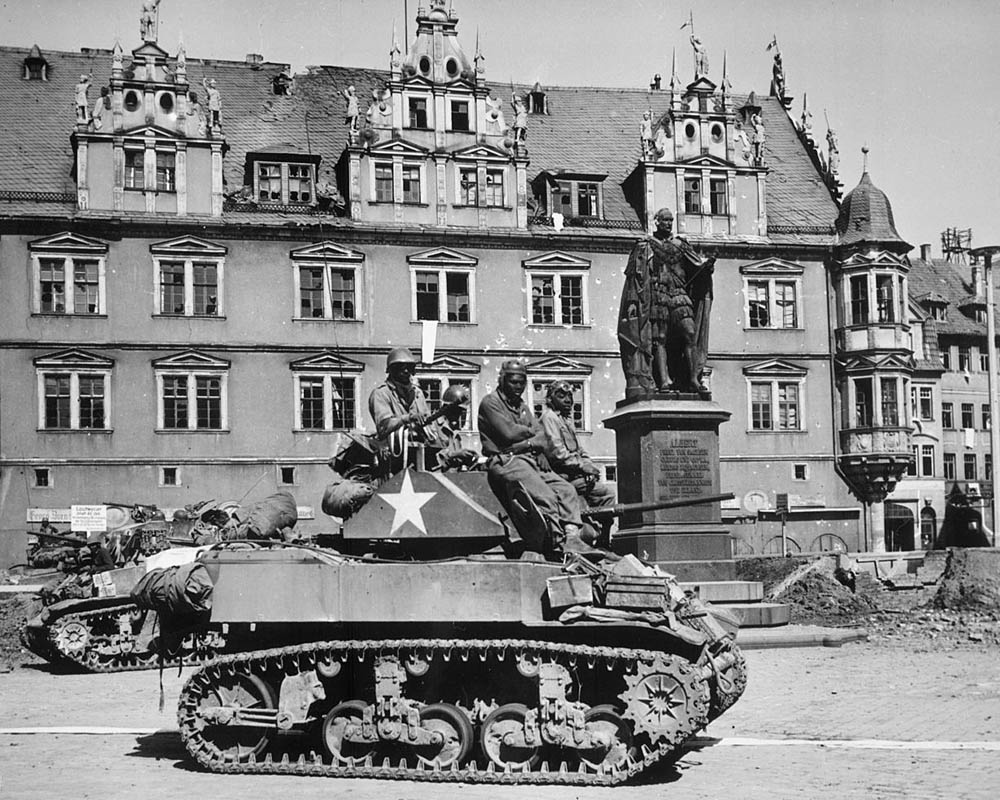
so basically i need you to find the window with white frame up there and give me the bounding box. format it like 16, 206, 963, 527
154, 352, 229, 432
748, 380, 801, 431
746, 279, 798, 328
408, 249, 476, 323
523, 252, 591, 327
458, 168, 478, 205
155, 152, 176, 192
37, 371, 110, 430
741, 261, 802, 330
449, 99, 470, 131
34, 350, 113, 431
30, 233, 109, 316
911, 385, 934, 420
374, 163, 394, 202
847, 270, 905, 325
252, 160, 316, 205
529, 378, 588, 430
850, 374, 907, 428
921, 444, 935, 477
124, 149, 143, 190
291, 243, 364, 321
529, 273, 585, 325
294, 374, 358, 430
485, 169, 505, 207
151, 238, 227, 317
943, 452, 956, 480
158, 373, 225, 430
402, 164, 422, 203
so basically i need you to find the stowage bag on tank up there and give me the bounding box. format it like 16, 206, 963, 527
237, 491, 298, 539
130, 561, 214, 615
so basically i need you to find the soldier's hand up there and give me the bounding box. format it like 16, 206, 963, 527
406, 410, 428, 427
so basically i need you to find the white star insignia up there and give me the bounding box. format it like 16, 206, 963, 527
381, 470, 436, 535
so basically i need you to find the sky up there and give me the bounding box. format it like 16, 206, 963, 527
3, 0, 1000, 255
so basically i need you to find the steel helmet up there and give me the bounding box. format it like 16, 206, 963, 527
499, 359, 527, 377
442, 384, 470, 407
386, 347, 418, 370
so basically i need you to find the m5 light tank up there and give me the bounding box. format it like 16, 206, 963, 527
176, 468, 746, 785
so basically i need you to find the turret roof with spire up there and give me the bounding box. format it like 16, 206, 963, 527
836, 149, 909, 251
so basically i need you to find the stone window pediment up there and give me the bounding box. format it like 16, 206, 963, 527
34, 349, 114, 370
152, 350, 230, 371
150, 236, 228, 258
522, 251, 591, 271
289, 352, 365, 373
290, 241, 364, 263
407, 247, 478, 268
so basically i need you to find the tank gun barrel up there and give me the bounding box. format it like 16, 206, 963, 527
582, 491, 735, 519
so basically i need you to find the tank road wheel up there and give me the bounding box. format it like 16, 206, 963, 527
619, 657, 708, 746
198, 672, 276, 762
480, 703, 542, 772
414, 703, 474, 768
321, 700, 375, 765
53, 619, 90, 656
578, 705, 634, 771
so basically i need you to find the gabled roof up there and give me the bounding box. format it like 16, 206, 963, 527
908, 254, 1000, 338
0, 45, 839, 240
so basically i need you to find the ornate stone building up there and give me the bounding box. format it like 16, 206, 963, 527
0, 1, 968, 564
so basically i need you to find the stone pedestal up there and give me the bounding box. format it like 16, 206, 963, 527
603, 396, 733, 579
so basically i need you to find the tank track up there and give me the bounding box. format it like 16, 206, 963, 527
36, 603, 223, 673
178, 635, 745, 785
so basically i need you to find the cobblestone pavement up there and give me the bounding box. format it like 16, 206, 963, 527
2, 638, 999, 799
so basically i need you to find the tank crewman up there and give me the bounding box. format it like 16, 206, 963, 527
477, 359, 589, 559
538, 380, 616, 546
368, 347, 477, 471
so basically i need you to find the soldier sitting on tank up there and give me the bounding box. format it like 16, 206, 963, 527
477, 359, 592, 560
369, 347, 478, 473
538, 380, 616, 547
324, 349, 477, 521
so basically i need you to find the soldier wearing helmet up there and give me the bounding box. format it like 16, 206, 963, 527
368, 347, 477, 471
477, 359, 589, 559
539, 380, 616, 547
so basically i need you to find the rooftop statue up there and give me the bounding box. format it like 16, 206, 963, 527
640, 111, 654, 158
827, 127, 840, 174
618, 208, 714, 398
511, 93, 527, 146
690, 35, 709, 78
202, 77, 221, 131
74, 73, 91, 124
750, 111, 766, 166
140, 0, 161, 43
343, 85, 359, 132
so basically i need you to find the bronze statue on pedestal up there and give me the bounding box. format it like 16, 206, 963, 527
618, 208, 714, 398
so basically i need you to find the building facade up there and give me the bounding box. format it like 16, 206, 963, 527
5, 1, 978, 565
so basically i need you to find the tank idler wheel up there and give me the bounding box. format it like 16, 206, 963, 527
198, 672, 276, 762
414, 703, 474, 768
480, 703, 542, 772
578, 705, 634, 771
321, 700, 376, 765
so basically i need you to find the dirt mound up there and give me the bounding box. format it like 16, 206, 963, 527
773, 567, 879, 626
934, 548, 1000, 611
735, 556, 812, 593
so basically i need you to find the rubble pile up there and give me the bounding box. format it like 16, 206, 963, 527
0, 593, 42, 671
934, 548, 1000, 611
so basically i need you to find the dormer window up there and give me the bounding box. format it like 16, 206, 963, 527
450, 100, 470, 131
539, 172, 607, 220
247, 152, 319, 206
23, 46, 48, 80
932, 306, 947, 321
528, 84, 547, 114
408, 97, 428, 128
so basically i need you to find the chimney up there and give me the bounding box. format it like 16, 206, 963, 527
920, 243, 932, 261
972, 264, 985, 296
650, 73, 662, 91
246, 53, 263, 69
